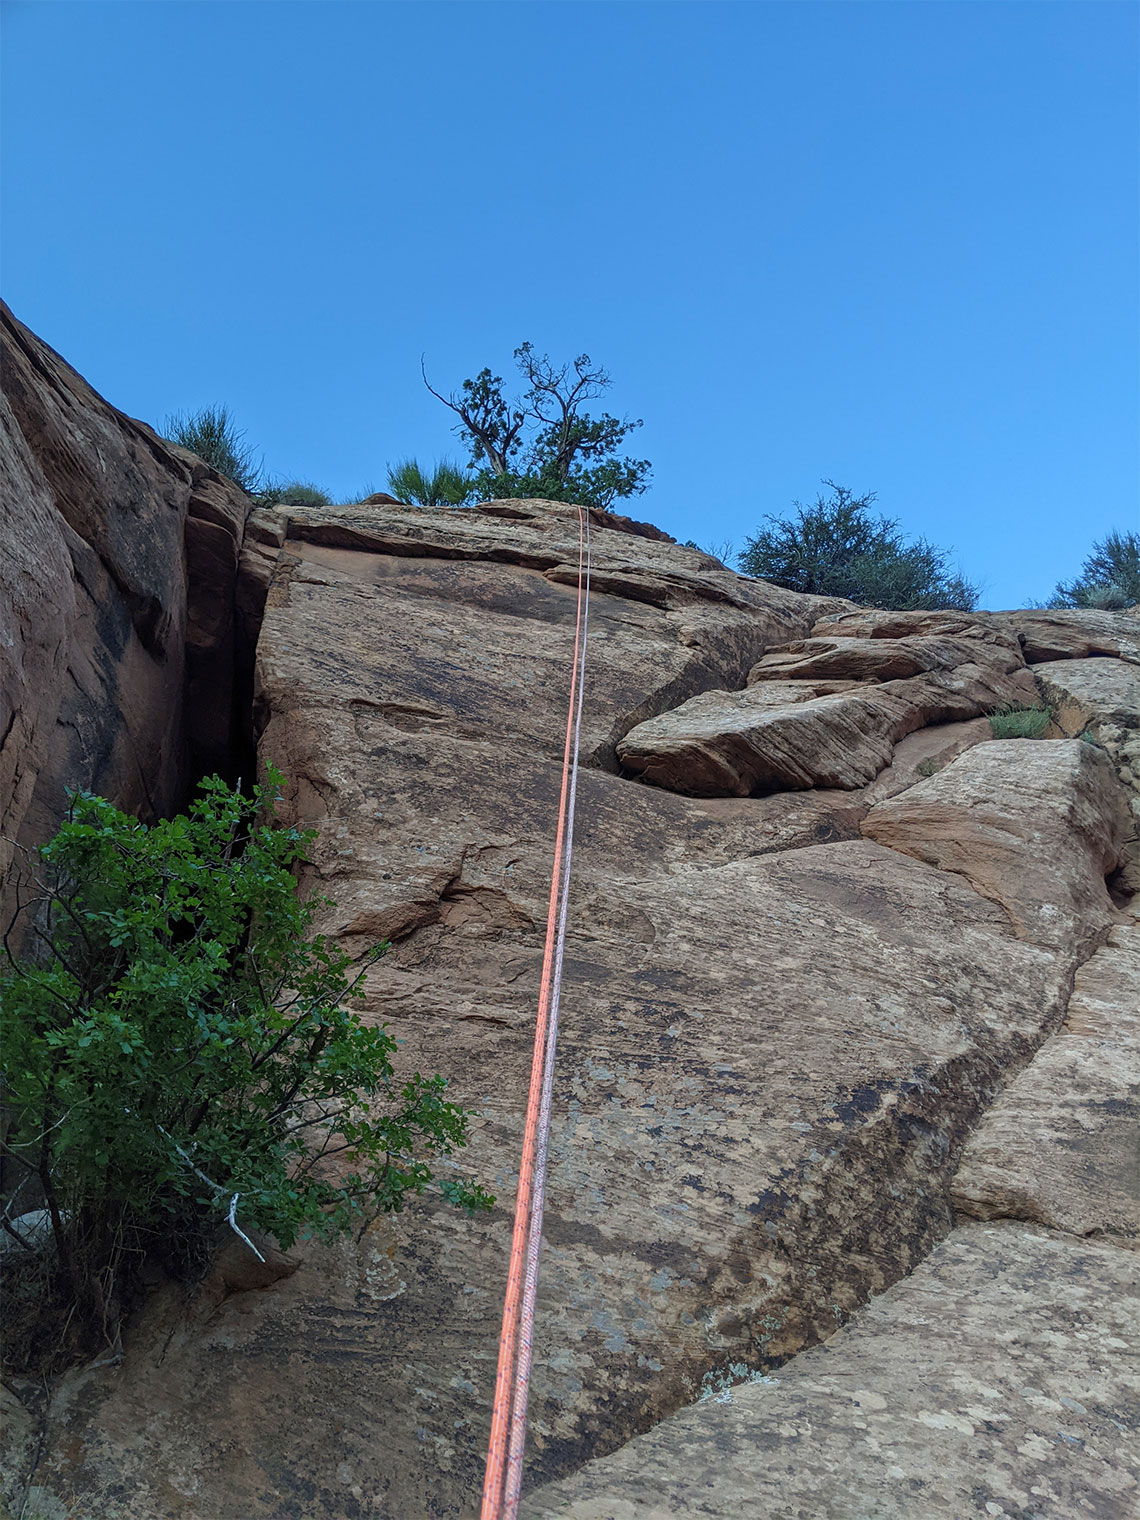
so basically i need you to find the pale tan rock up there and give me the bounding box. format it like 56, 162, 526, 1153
952, 925, 1140, 1245
748, 629, 1023, 684
616, 665, 1036, 798
1034, 657, 1140, 894
521, 1223, 1140, 1520
992, 607, 1140, 664
861, 739, 1127, 953
811, 607, 1013, 643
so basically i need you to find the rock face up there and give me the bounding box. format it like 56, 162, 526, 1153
0, 303, 250, 914
9, 484, 1136, 1520
861, 739, 1127, 954
616, 611, 1038, 797
3, 325, 1138, 1520
953, 921, 1140, 1246
522, 1223, 1140, 1519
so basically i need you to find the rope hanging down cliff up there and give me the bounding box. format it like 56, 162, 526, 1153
480, 505, 592, 1520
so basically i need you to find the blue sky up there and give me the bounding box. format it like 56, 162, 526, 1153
2, 0, 1136, 608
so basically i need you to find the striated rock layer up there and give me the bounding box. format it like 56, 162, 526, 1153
0, 303, 251, 915
9, 489, 1135, 1520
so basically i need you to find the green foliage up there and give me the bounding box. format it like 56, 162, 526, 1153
0, 773, 490, 1370
916, 757, 940, 778
738, 483, 979, 611
988, 703, 1052, 739
162, 405, 262, 494
266, 480, 334, 508
1050, 530, 1140, 610
387, 457, 474, 507
424, 343, 651, 511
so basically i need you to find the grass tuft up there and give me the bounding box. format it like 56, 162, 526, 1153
988, 704, 1052, 739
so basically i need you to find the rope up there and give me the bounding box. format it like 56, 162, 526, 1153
480, 505, 592, 1520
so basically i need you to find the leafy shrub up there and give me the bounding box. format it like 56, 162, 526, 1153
387, 458, 474, 507
988, 704, 1051, 739
267, 480, 334, 508
1051, 529, 1140, 610
916, 757, 940, 778
739, 483, 979, 611
162, 405, 263, 494
0, 772, 490, 1371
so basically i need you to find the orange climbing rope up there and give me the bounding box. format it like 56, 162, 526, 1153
480, 505, 592, 1520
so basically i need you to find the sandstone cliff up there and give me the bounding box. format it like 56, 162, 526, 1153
0, 302, 251, 909
2, 317, 1137, 1520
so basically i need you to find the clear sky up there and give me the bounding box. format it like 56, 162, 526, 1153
2, 0, 1136, 608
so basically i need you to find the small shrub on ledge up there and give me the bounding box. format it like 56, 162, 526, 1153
988, 704, 1052, 740
0, 770, 491, 1375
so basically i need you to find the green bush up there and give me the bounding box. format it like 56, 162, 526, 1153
267, 480, 334, 508
738, 483, 979, 611
1050, 530, 1140, 610
0, 772, 490, 1371
387, 457, 474, 507
162, 405, 263, 494
988, 704, 1052, 739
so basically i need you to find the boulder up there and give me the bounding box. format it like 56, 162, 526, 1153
616, 665, 1037, 797
991, 607, 1140, 665
861, 739, 1127, 954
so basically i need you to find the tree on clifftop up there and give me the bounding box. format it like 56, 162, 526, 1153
423, 343, 651, 511
1049, 529, 1140, 610
739, 483, 980, 611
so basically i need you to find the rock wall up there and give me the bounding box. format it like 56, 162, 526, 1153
7, 484, 1135, 1520
2, 320, 1137, 1520
0, 303, 251, 918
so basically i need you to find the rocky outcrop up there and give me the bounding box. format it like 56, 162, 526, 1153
0, 303, 250, 912
992, 606, 1140, 664
3, 323, 1138, 1520
10, 486, 1135, 1520
615, 610, 1037, 797
952, 920, 1140, 1245
861, 739, 1128, 953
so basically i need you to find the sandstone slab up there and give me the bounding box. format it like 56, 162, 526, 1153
1034, 657, 1140, 895
521, 1223, 1140, 1520
953, 923, 1140, 1245
747, 629, 1023, 684
992, 608, 1140, 665
861, 739, 1127, 953
616, 666, 1037, 797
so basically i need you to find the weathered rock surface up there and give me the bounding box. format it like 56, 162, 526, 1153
4, 325, 1139, 1520
992, 607, 1140, 665
0, 303, 251, 910
747, 627, 1023, 683
616, 664, 1037, 797
13, 490, 1135, 1520
521, 1222, 1140, 1519
952, 922, 1140, 1245
1033, 657, 1140, 894
861, 739, 1127, 953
